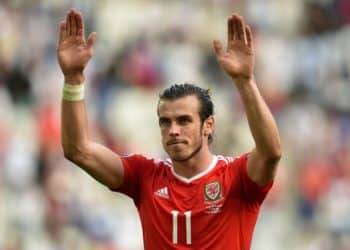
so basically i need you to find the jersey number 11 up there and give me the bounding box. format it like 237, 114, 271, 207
171, 210, 192, 245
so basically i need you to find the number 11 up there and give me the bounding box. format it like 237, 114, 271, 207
171, 210, 192, 244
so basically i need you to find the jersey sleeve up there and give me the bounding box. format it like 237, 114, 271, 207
232, 153, 273, 205
111, 154, 152, 206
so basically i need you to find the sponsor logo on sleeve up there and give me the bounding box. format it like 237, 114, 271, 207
121, 153, 134, 158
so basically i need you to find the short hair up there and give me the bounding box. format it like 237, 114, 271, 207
158, 83, 214, 143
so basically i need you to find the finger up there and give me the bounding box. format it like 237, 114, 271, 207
87, 32, 97, 51
66, 11, 71, 36
245, 25, 253, 49
236, 15, 246, 44
233, 15, 243, 41
231, 15, 237, 40
233, 15, 242, 41
59, 20, 67, 43
213, 39, 223, 57
70, 10, 77, 36
76, 10, 85, 39
227, 16, 233, 43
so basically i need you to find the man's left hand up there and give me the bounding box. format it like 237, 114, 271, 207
213, 14, 255, 84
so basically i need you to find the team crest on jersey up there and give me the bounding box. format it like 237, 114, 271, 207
204, 181, 222, 201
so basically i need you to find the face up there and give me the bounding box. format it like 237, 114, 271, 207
158, 95, 214, 162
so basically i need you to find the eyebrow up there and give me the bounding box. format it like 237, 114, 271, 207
159, 114, 192, 119
158, 116, 169, 121
177, 114, 192, 120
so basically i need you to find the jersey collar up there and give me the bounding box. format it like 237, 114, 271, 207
167, 155, 218, 183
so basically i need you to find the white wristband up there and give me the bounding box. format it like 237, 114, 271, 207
62, 83, 85, 101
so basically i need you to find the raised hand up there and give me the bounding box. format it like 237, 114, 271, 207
213, 14, 254, 83
57, 9, 96, 84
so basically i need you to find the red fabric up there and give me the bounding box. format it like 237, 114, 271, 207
114, 153, 272, 250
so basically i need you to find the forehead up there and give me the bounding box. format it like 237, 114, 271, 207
158, 95, 200, 118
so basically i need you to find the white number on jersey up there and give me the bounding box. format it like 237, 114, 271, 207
171, 210, 192, 245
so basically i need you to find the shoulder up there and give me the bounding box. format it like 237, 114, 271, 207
120, 153, 171, 170
216, 153, 249, 168
214, 153, 250, 181
216, 155, 237, 165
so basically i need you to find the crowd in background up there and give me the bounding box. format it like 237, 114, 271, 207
0, 0, 350, 249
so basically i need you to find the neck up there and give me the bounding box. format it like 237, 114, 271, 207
172, 147, 213, 179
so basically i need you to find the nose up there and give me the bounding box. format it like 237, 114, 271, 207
169, 123, 180, 136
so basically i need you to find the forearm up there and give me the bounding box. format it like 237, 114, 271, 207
60, 74, 124, 189
61, 82, 125, 189
235, 77, 281, 159
61, 74, 89, 160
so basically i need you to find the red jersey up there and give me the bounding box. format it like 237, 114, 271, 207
114, 153, 272, 250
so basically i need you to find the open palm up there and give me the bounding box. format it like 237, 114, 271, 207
57, 9, 96, 77
214, 14, 254, 81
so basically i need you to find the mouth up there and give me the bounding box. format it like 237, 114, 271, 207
167, 140, 186, 146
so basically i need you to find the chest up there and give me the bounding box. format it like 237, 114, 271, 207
137, 168, 244, 247
141, 168, 236, 214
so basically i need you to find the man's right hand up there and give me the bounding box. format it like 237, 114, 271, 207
57, 9, 96, 84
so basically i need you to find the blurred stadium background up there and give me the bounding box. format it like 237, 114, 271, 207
1, 0, 350, 249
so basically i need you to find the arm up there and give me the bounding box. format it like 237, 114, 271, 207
213, 14, 281, 186
58, 9, 124, 189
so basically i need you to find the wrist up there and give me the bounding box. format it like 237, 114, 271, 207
64, 73, 85, 85
233, 76, 255, 90
62, 83, 85, 101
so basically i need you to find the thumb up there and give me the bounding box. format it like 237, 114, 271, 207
213, 39, 223, 57
87, 32, 97, 51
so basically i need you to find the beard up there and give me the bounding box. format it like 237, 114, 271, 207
169, 137, 203, 162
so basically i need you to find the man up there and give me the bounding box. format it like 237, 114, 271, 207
58, 8, 281, 250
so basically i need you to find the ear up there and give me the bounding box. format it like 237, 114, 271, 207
203, 116, 215, 136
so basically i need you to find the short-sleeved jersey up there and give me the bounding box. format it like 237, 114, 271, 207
114, 153, 272, 250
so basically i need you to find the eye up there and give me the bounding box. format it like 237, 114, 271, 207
159, 118, 170, 127
178, 116, 192, 125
